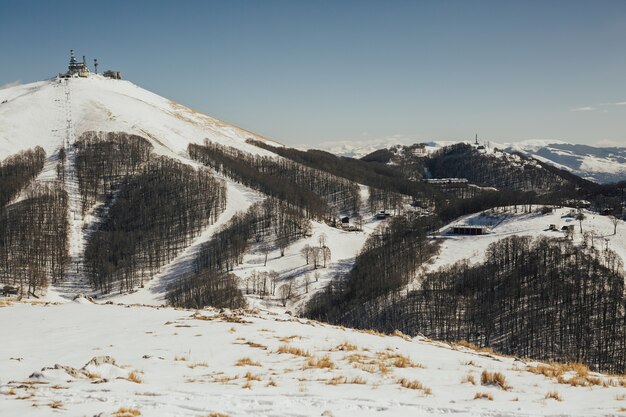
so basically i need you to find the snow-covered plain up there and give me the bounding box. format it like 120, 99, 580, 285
1, 301, 624, 417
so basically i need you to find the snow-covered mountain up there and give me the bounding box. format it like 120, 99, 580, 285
504, 140, 626, 184
0, 76, 279, 161
317, 139, 626, 184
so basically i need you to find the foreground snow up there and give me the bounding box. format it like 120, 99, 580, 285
1, 301, 624, 417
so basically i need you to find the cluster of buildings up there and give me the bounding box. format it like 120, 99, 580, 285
60, 50, 121, 80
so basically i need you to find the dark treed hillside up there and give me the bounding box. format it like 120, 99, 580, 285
85, 156, 226, 294
0, 184, 68, 295
307, 234, 626, 374
427, 143, 576, 194
167, 198, 311, 309
0, 146, 46, 207
189, 141, 360, 218
75, 131, 153, 213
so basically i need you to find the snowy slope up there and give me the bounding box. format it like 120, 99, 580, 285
426, 206, 626, 276
1, 301, 624, 417
0, 75, 280, 161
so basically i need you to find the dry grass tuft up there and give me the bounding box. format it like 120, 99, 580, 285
306, 355, 335, 370
397, 378, 431, 394
327, 376, 347, 385
266, 379, 277, 387
114, 407, 141, 417
481, 370, 511, 390
279, 335, 302, 343
127, 370, 143, 384
454, 340, 495, 354
188, 362, 209, 369
174, 355, 188, 362
242, 340, 267, 350
85, 371, 101, 379
242, 380, 253, 389
235, 357, 261, 367
528, 361, 619, 387
244, 371, 261, 381
461, 373, 476, 385
377, 351, 424, 369
474, 392, 494, 401
48, 400, 64, 409
0, 300, 13, 307
334, 342, 358, 351
276, 345, 311, 357
545, 391, 562, 401
207, 413, 230, 417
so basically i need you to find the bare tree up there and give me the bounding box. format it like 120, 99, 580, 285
311, 247, 321, 269
279, 282, 293, 307
355, 215, 363, 231
576, 212, 585, 233
260, 242, 270, 266
269, 270, 280, 295
300, 244, 312, 264
321, 246, 332, 268
304, 274, 311, 293
610, 215, 620, 235
318, 232, 327, 248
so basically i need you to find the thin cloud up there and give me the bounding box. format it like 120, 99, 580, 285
570, 106, 595, 112
615, 101, 626, 106
0, 80, 21, 90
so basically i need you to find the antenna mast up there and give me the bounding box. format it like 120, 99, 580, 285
94, 58, 98, 74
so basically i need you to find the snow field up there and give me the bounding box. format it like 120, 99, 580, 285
1, 301, 624, 417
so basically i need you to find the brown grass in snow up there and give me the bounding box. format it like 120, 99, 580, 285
473, 392, 493, 400
235, 357, 261, 367
276, 345, 311, 357
461, 373, 477, 385
397, 378, 431, 394
306, 355, 335, 370
481, 370, 511, 390
545, 391, 562, 401
127, 371, 143, 384
114, 407, 141, 417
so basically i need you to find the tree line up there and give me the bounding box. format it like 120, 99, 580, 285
310, 235, 625, 374
189, 141, 360, 219
0, 184, 69, 295
167, 198, 311, 308
0, 146, 46, 207
84, 156, 226, 294
306, 213, 440, 319
75, 131, 153, 214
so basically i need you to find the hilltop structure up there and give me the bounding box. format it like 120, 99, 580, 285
62, 49, 90, 78
60, 50, 121, 79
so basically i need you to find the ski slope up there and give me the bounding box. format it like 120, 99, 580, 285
1, 301, 624, 417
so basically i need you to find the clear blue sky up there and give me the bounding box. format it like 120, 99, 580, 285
1, 0, 625, 146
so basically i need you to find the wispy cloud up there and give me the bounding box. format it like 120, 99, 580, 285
572, 101, 626, 112
0, 80, 21, 90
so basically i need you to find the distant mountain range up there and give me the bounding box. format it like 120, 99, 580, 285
316, 139, 626, 184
